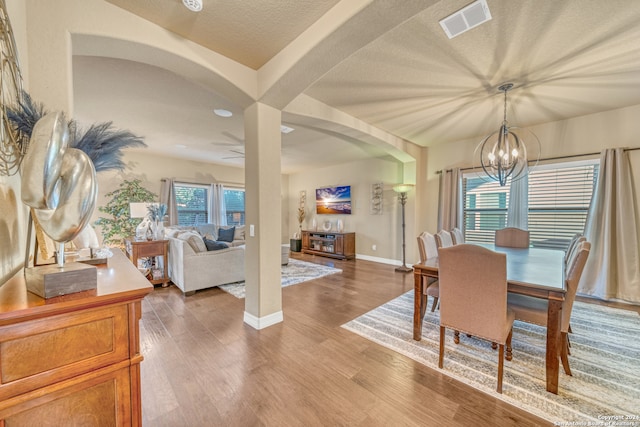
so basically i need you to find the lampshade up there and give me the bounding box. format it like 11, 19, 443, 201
475, 83, 540, 186
129, 202, 150, 219
393, 184, 415, 194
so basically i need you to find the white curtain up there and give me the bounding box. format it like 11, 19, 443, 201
506, 169, 529, 229
209, 183, 227, 226
160, 178, 178, 226
437, 168, 462, 231
579, 148, 640, 303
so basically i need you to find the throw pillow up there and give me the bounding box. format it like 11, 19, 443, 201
217, 226, 235, 242
164, 228, 181, 238
204, 238, 230, 251
178, 231, 207, 253
196, 224, 218, 238
234, 225, 245, 241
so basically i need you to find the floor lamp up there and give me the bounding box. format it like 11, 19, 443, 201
393, 184, 414, 273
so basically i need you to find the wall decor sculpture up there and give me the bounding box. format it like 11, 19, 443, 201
370, 182, 383, 215
8, 91, 147, 262
0, 0, 25, 176
21, 112, 98, 266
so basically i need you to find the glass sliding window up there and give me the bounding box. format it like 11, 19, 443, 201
462, 159, 598, 249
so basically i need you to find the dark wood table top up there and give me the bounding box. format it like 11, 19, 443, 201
414, 243, 565, 292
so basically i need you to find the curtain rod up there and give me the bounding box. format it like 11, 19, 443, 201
436, 146, 640, 174
161, 178, 244, 187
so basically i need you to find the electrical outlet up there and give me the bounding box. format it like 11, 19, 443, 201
372, 244, 377, 251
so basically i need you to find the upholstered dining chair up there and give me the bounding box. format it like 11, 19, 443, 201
417, 232, 440, 313
507, 241, 590, 376
563, 233, 585, 336
565, 233, 586, 264
495, 227, 530, 248
451, 227, 464, 245
438, 244, 515, 393
435, 229, 454, 248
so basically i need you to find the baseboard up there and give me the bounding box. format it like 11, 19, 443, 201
355, 254, 405, 266
243, 310, 284, 330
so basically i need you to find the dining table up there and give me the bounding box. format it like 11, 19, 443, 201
412, 243, 566, 394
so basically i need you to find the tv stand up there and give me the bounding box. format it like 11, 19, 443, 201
301, 230, 355, 260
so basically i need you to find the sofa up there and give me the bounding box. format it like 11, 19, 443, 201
165, 224, 246, 295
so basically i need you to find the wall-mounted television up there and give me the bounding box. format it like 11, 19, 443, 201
316, 185, 351, 214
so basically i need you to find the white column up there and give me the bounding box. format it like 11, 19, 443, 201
243, 102, 283, 329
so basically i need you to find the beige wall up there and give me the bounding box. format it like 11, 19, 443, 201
425, 104, 640, 239
288, 156, 413, 264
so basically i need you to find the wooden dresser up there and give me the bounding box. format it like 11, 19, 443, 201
0, 249, 153, 426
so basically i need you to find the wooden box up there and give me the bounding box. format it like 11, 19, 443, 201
24, 262, 97, 299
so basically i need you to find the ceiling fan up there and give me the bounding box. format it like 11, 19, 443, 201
222, 149, 245, 159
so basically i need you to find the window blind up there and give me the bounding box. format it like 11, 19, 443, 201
462, 160, 598, 249
174, 184, 208, 226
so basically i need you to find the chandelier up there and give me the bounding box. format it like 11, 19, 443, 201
476, 83, 540, 186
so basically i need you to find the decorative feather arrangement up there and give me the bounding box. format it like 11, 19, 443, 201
7, 90, 146, 172
72, 121, 145, 172
147, 203, 167, 222
6, 91, 44, 142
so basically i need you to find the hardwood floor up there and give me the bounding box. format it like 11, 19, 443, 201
140, 252, 630, 426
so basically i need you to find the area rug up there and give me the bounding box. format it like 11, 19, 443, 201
219, 259, 342, 299
342, 291, 640, 424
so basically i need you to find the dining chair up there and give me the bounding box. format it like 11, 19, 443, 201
495, 227, 530, 248
507, 241, 590, 376
451, 227, 464, 245
438, 244, 515, 393
435, 230, 454, 248
417, 232, 440, 313
564, 234, 586, 337
565, 233, 586, 264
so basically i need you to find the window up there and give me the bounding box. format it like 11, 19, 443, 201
174, 183, 246, 226
463, 160, 599, 249
224, 188, 245, 226
175, 183, 209, 226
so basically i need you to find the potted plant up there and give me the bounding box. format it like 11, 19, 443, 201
291, 192, 306, 252
94, 179, 157, 248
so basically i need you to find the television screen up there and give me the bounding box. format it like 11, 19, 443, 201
316, 185, 351, 214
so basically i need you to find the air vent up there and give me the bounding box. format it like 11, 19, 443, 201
439, 0, 492, 39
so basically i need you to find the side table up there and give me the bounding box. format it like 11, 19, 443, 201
124, 237, 169, 287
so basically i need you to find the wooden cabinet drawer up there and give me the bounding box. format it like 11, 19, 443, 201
0, 304, 130, 401
0, 364, 132, 426
136, 241, 165, 257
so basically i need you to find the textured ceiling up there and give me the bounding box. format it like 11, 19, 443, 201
79, 0, 640, 171
306, 0, 640, 147
72, 56, 389, 174
105, 0, 340, 70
